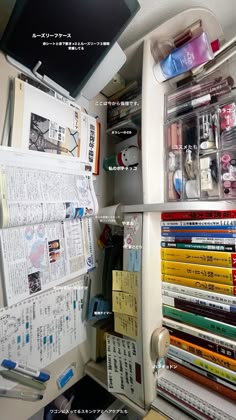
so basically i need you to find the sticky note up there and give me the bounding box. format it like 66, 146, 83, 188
112, 291, 138, 316
112, 270, 138, 296
128, 251, 135, 271
134, 249, 141, 271
114, 313, 138, 339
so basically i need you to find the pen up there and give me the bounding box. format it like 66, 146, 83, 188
0, 370, 47, 391
1, 360, 50, 382
0, 388, 43, 401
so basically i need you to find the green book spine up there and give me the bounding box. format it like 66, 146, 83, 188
161, 241, 235, 252
163, 305, 236, 340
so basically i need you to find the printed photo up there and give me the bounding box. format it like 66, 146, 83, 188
49, 251, 61, 264
28, 272, 42, 295
65, 202, 75, 219
29, 113, 80, 156
48, 240, 60, 251
75, 207, 84, 218
85, 207, 93, 216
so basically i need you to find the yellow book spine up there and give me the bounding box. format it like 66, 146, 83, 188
161, 248, 234, 268
161, 260, 236, 285
162, 274, 236, 296
195, 358, 236, 385
170, 336, 236, 372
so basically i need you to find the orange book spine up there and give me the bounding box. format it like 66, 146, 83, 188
166, 358, 236, 401
170, 335, 236, 372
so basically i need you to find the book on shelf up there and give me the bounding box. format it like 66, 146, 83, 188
163, 318, 236, 359
161, 247, 236, 268
0, 147, 97, 306
161, 218, 236, 226
163, 317, 236, 351
161, 241, 236, 252
161, 211, 236, 417
167, 353, 236, 392
166, 358, 236, 401
161, 261, 236, 286
162, 289, 236, 317
10, 77, 100, 174
162, 281, 236, 305
161, 210, 236, 221
169, 334, 236, 371
163, 305, 236, 340
162, 274, 236, 295
162, 294, 236, 326
167, 345, 236, 385
157, 369, 236, 419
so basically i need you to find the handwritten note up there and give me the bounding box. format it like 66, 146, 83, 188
106, 334, 140, 399
112, 270, 138, 296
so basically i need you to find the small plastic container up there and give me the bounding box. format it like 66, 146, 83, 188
165, 116, 200, 201
165, 75, 234, 122
198, 108, 220, 153
218, 99, 236, 149
220, 149, 236, 198
199, 153, 221, 199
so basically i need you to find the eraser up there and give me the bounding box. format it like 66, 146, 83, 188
57, 367, 74, 389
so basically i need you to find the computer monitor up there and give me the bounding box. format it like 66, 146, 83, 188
0, 0, 140, 100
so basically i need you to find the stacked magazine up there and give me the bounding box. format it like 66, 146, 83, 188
0, 144, 97, 306
0, 77, 101, 307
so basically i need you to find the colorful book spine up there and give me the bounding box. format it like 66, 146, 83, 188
163, 305, 236, 340
161, 247, 236, 268
162, 231, 236, 238
161, 261, 236, 285
166, 358, 236, 401
168, 345, 236, 385
161, 241, 236, 252
162, 295, 236, 326
162, 236, 236, 244
170, 335, 236, 371
161, 219, 236, 227
162, 274, 236, 295
162, 317, 236, 355
162, 289, 236, 313
162, 282, 236, 305
162, 225, 236, 231
168, 326, 236, 359
168, 353, 236, 391
161, 210, 236, 221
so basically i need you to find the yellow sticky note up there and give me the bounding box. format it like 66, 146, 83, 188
112, 291, 138, 316
114, 313, 138, 339
112, 270, 138, 296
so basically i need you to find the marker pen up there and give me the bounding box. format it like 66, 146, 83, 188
0, 370, 46, 391
1, 359, 50, 382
